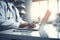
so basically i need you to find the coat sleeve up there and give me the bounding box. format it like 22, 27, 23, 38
10, 6, 27, 28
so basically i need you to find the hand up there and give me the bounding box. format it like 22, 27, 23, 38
27, 23, 36, 28
19, 23, 28, 28
19, 23, 36, 28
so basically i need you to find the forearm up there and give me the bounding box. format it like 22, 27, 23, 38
19, 23, 36, 28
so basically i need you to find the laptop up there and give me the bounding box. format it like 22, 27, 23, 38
13, 10, 51, 32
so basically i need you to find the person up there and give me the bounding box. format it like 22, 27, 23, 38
53, 13, 60, 32
0, 0, 36, 31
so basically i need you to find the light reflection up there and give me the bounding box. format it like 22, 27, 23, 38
30, 1, 47, 21
30, 0, 58, 38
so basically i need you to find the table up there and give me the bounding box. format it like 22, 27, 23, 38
0, 24, 60, 40
0, 29, 40, 40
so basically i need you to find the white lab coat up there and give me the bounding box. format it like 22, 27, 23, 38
0, 1, 26, 30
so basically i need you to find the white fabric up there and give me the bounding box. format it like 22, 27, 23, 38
0, 1, 27, 28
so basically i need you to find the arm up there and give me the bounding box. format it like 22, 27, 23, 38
15, 6, 36, 28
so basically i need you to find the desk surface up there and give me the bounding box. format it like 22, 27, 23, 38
0, 24, 60, 39
0, 24, 40, 37
0, 29, 59, 40
0, 29, 40, 37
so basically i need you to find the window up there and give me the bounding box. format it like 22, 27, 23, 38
30, 0, 60, 38
30, 1, 48, 22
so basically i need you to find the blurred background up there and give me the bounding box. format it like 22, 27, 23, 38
14, 0, 60, 22
13, 0, 60, 38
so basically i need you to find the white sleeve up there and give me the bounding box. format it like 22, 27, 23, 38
15, 8, 27, 24
9, 4, 27, 28
20, 17, 27, 24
